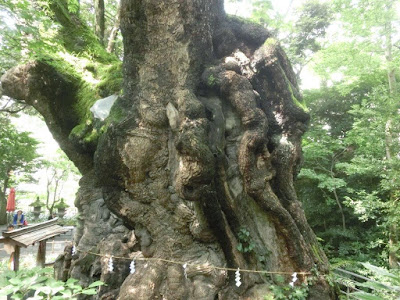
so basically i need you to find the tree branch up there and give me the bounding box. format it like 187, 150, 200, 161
0, 105, 28, 114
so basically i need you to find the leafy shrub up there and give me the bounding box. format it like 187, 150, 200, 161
350, 263, 400, 300
265, 275, 309, 300
237, 228, 255, 253
335, 263, 400, 300
0, 267, 104, 299
267, 284, 309, 300
58, 213, 78, 226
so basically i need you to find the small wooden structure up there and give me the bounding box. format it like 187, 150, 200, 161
0, 218, 71, 271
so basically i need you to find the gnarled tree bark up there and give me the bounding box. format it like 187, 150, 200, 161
1, 0, 335, 299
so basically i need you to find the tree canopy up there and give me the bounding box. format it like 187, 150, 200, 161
0, 116, 40, 223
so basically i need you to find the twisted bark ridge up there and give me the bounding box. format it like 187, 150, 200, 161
1, 0, 334, 299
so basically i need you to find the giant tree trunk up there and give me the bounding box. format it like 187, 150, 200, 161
1, 0, 334, 299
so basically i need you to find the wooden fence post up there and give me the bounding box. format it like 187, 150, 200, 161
37, 240, 47, 267
14, 245, 20, 271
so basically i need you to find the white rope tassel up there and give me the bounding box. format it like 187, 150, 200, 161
183, 263, 188, 279
235, 268, 242, 287
130, 260, 136, 274
70, 247, 311, 277
108, 256, 114, 272
289, 272, 298, 287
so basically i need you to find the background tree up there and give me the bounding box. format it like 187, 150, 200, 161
296, 79, 389, 265
0, 117, 40, 224
94, 0, 105, 45
295, 0, 400, 268
250, 0, 332, 79
42, 151, 80, 217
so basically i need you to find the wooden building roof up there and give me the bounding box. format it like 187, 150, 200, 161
0, 218, 71, 248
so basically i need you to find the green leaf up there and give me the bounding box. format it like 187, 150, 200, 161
356, 281, 392, 292
8, 278, 22, 285
45, 278, 64, 289
66, 278, 79, 284
351, 292, 384, 300
362, 263, 399, 282
81, 288, 98, 295
10, 294, 23, 300
73, 285, 83, 293
66, 278, 79, 289
88, 281, 105, 288
61, 289, 73, 297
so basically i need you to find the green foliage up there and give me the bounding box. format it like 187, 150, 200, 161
297, 82, 395, 265
0, 0, 122, 149
285, 0, 332, 76
0, 119, 40, 174
96, 62, 123, 97
38, 150, 79, 216
237, 228, 255, 253
249, 0, 333, 77
67, 0, 79, 14
293, 0, 400, 266
313, 0, 398, 88
335, 263, 400, 300
265, 275, 309, 300
207, 74, 216, 86
58, 213, 78, 226
0, 118, 41, 204
0, 0, 60, 73
251, 0, 274, 27
267, 285, 309, 300
0, 267, 104, 299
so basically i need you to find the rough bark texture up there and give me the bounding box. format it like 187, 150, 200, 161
1, 1, 335, 299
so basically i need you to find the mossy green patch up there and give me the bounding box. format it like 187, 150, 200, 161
83, 128, 99, 143
34, 0, 123, 149
100, 97, 129, 134
288, 82, 308, 112
38, 54, 122, 148
227, 15, 259, 26
75, 82, 97, 121
207, 74, 216, 87
311, 243, 324, 264
50, 0, 115, 64
107, 100, 126, 124
96, 62, 123, 97
278, 64, 308, 112
70, 123, 87, 137
264, 37, 277, 47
